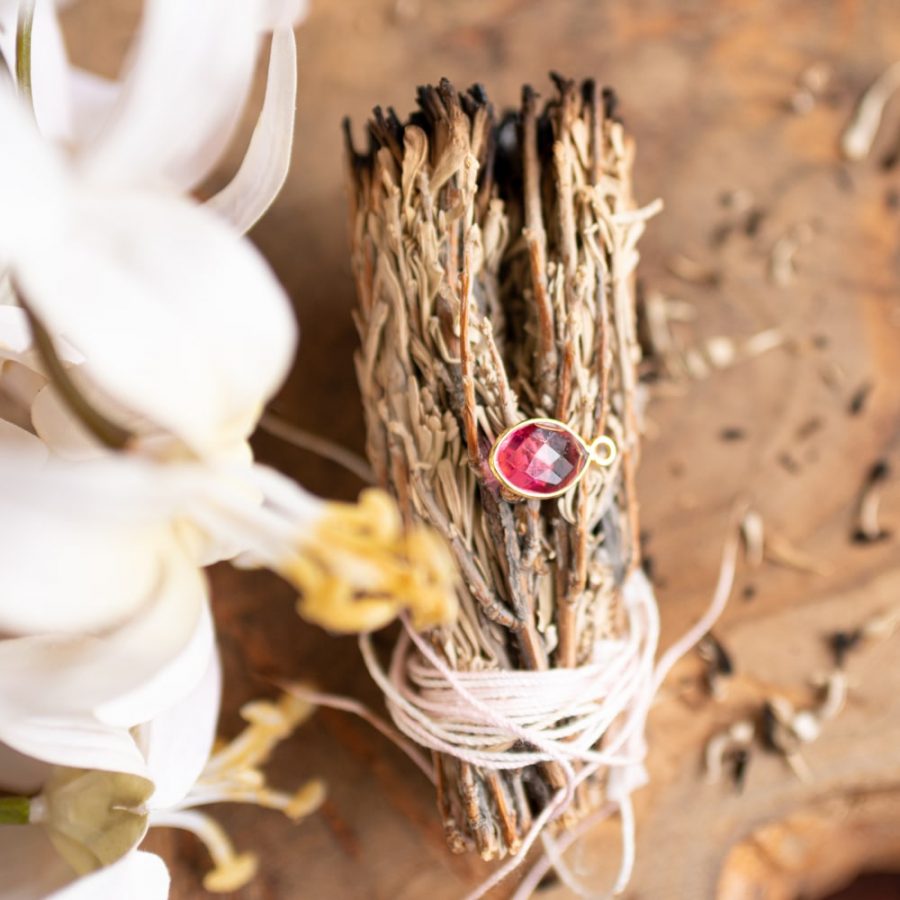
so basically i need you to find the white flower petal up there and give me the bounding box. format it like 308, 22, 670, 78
17, 189, 297, 454
94, 592, 214, 729
0, 86, 67, 261
0, 559, 211, 731
30, 0, 73, 141
0, 825, 75, 900
0, 457, 193, 634
140, 647, 221, 809
0, 714, 147, 776
68, 68, 118, 146
79, 0, 260, 191
0, 513, 166, 635
49, 851, 170, 900
0, 272, 15, 305
0, 305, 35, 358
206, 28, 297, 234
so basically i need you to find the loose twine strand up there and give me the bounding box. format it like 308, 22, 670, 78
290, 523, 740, 899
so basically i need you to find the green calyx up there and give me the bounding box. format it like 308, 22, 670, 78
0, 795, 31, 825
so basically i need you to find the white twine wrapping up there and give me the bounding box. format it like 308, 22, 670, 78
359, 524, 739, 900
292, 526, 739, 899
359, 569, 657, 899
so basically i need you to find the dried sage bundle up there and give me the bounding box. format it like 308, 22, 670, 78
346, 75, 652, 860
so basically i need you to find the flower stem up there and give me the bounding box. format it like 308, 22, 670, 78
16, 0, 36, 109
0, 795, 30, 825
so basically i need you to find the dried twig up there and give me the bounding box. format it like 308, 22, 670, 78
852, 460, 892, 544
842, 60, 900, 161
697, 632, 734, 698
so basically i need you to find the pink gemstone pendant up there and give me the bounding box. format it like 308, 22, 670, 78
488, 418, 617, 500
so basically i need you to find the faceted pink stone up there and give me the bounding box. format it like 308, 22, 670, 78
492, 421, 587, 496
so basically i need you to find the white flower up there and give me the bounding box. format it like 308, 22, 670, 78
0, 4, 453, 638
0, 649, 323, 898
0, 0, 457, 638
72, 0, 304, 213
0, 453, 208, 638
3, 0, 305, 233
0, 464, 216, 771
0, 0, 306, 463
0, 450, 457, 643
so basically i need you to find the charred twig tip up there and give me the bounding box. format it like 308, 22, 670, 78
698, 632, 735, 677
828, 629, 863, 668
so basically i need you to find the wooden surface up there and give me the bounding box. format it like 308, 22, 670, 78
64, 1, 900, 898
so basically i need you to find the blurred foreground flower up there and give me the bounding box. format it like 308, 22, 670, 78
0, 0, 306, 464
0, 651, 324, 898
0, 2, 459, 637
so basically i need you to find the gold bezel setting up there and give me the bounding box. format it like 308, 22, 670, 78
487, 417, 618, 500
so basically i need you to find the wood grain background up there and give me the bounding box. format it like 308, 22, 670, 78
62, 1, 900, 897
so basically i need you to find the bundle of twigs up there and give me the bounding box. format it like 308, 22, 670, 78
345, 75, 653, 860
